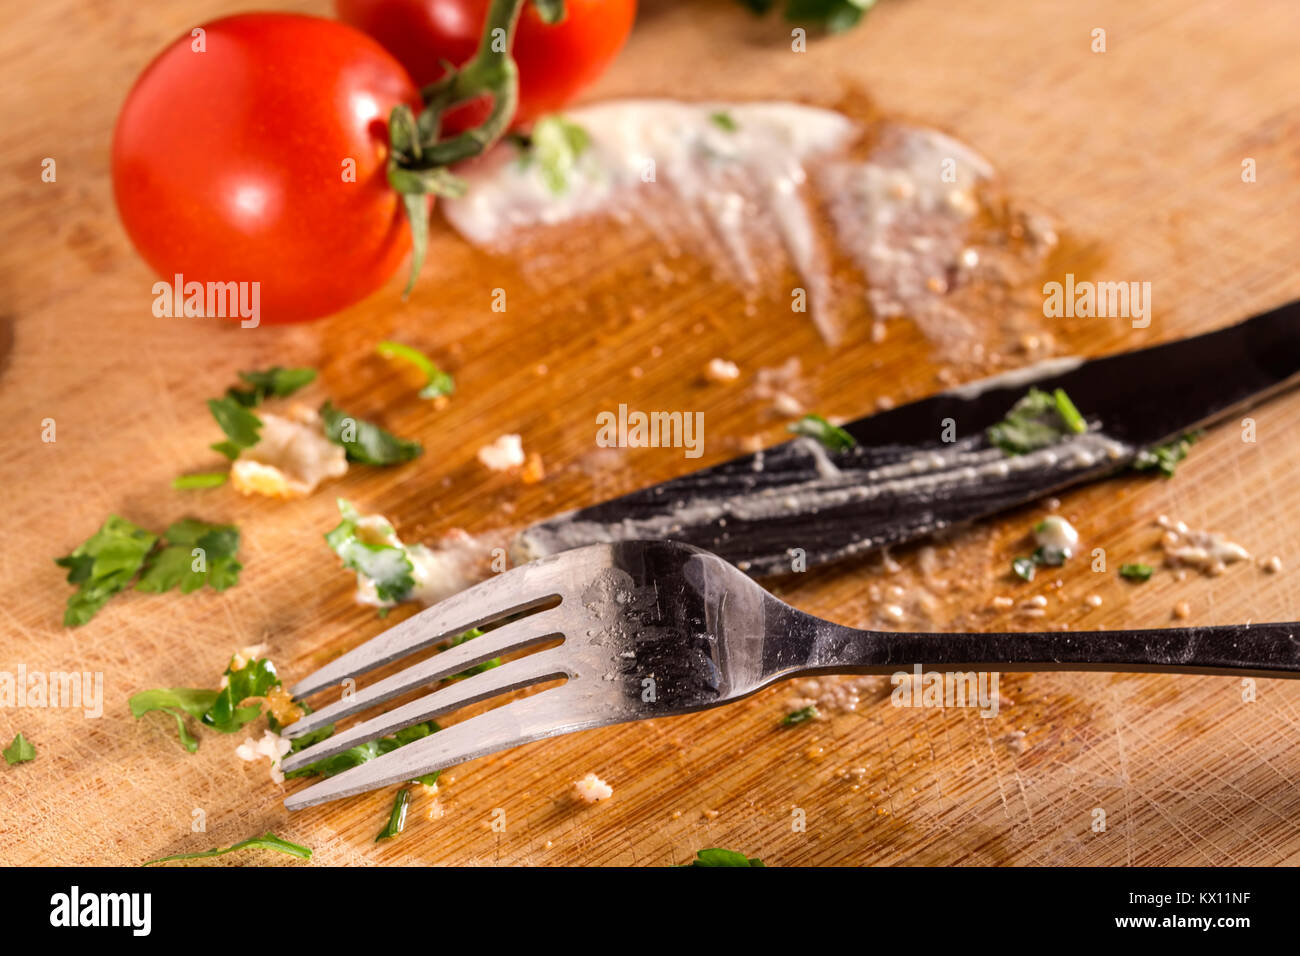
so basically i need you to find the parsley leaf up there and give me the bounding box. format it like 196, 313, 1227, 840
4, 732, 35, 765
206, 396, 263, 453
377, 341, 455, 400
525, 114, 591, 195
788, 414, 857, 451
325, 500, 417, 603
782, 705, 818, 726
685, 848, 766, 867
1120, 562, 1154, 582
738, 0, 877, 34
284, 719, 442, 780
1133, 431, 1201, 478
129, 655, 280, 752
135, 519, 242, 595
320, 401, 422, 466
376, 789, 411, 842
142, 832, 311, 866
55, 516, 159, 627
988, 387, 1088, 455
226, 366, 316, 407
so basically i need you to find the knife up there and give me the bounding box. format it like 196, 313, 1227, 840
513, 299, 1300, 577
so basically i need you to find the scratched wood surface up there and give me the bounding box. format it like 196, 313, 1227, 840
2, 0, 1300, 866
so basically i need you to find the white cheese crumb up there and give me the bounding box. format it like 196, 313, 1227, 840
235, 729, 292, 785
573, 772, 613, 803
230, 405, 347, 498
477, 433, 525, 471
1033, 516, 1079, 558
705, 358, 741, 382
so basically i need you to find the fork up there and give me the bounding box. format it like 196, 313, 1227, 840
281, 539, 1300, 809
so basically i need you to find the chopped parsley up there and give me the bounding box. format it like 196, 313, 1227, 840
129, 655, 281, 752
226, 366, 316, 407
55, 516, 158, 627
142, 832, 311, 866
738, 0, 878, 34
521, 114, 591, 195
684, 848, 766, 867
377, 341, 455, 400
444, 627, 501, 678
987, 387, 1088, 455
376, 789, 411, 842
1011, 556, 1036, 581
1120, 562, 1154, 582
4, 732, 35, 766
284, 719, 442, 782
781, 705, 818, 726
710, 110, 739, 132
1133, 431, 1201, 478
788, 413, 857, 452
326, 500, 417, 603
135, 519, 242, 595
207, 396, 263, 458
172, 472, 228, 490
320, 401, 422, 466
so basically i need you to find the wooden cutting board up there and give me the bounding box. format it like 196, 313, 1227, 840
3, 0, 1299, 866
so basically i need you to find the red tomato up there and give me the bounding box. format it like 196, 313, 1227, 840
112, 13, 422, 324
336, 0, 637, 130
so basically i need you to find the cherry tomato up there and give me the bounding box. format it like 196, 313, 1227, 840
112, 13, 423, 324
336, 0, 637, 131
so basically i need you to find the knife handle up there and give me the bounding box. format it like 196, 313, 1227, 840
791, 620, 1300, 680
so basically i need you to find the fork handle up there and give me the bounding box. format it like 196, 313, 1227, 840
784, 620, 1300, 680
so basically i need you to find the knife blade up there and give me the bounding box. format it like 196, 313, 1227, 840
514, 299, 1300, 577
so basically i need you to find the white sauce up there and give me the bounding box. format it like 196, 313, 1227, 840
477, 433, 526, 471
444, 100, 855, 342
1033, 515, 1080, 558
1158, 518, 1251, 575
348, 512, 489, 608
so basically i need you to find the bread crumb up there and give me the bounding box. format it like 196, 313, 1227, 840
478, 434, 525, 471
573, 772, 613, 803
1173, 600, 1192, 620
235, 729, 291, 784
1260, 555, 1283, 573
706, 358, 740, 382
520, 452, 546, 484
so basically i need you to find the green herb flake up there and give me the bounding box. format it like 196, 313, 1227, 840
142, 832, 311, 867
377, 341, 455, 400
1120, 562, 1154, 582
710, 110, 739, 132
376, 789, 411, 842
684, 848, 766, 867
285, 719, 441, 780
129, 655, 279, 752
55, 516, 159, 627
325, 499, 416, 604
788, 414, 858, 452
226, 367, 316, 407
206, 396, 263, 452
4, 732, 35, 765
782, 0, 877, 33
172, 472, 228, 490
781, 705, 818, 726
1011, 556, 1036, 581
988, 387, 1088, 455
1133, 431, 1202, 478
444, 627, 501, 678
135, 519, 242, 595
526, 114, 591, 195
320, 401, 422, 466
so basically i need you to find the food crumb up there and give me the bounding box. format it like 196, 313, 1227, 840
705, 357, 741, 382
998, 730, 1028, 754
1260, 555, 1283, 573
520, 452, 546, 484
1173, 600, 1192, 620
478, 434, 526, 471
991, 595, 1014, 610
573, 772, 613, 803
1084, 594, 1102, 609
235, 729, 292, 784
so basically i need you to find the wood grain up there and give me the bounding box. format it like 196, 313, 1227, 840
2, 0, 1299, 866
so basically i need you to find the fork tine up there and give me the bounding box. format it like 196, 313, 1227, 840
280, 648, 572, 774
282, 610, 564, 739
291, 560, 565, 698
283, 682, 583, 809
